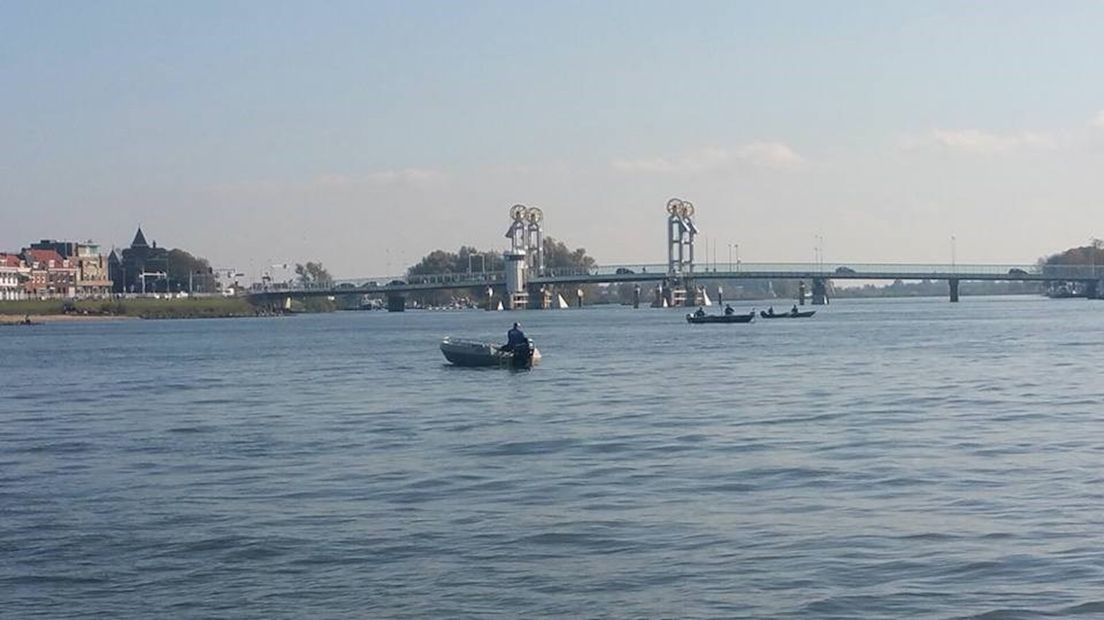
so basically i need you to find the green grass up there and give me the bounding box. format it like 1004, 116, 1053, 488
0, 297, 258, 319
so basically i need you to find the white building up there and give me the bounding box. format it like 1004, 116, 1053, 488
0, 260, 29, 301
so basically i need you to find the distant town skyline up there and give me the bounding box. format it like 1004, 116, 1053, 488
3, 1, 1104, 278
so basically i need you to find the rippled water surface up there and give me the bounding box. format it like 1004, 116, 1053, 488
3, 296, 1104, 618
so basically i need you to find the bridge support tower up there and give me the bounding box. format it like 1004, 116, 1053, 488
949, 279, 960, 303
504, 250, 528, 310
386, 293, 406, 312
1086, 279, 1100, 300
633, 284, 641, 309
811, 278, 828, 305
664, 198, 698, 307
527, 283, 551, 309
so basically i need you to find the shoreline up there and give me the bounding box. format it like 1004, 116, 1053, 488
0, 313, 139, 325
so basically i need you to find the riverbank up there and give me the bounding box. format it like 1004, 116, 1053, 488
0, 297, 258, 320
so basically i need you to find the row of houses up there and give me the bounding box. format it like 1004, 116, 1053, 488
0, 240, 113, 300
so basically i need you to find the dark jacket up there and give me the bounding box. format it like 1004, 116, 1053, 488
505, 327, 527, 351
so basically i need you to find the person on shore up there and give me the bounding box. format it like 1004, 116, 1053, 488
503, 322, 527, 352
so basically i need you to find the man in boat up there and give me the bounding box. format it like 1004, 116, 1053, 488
502, 322, 527, 352
791, 304, 799, 315
694, 306, 706, 317
724, 304, 735, 316
767, 306, 775, 316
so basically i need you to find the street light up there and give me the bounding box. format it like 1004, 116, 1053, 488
468, 253, 486, 274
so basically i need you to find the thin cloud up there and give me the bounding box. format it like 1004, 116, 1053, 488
315, 168, 446, 186
900, 129, 1059, 154
613, 142, 804, 174
211, 167, 447, 196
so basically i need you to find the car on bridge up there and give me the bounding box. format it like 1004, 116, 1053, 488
388, 279, 406, 286
834, 266, 857, 275
1008, 268, 1029, 276
615, 267, 635, 275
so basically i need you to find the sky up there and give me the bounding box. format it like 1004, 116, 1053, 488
3, 1, 1104, 279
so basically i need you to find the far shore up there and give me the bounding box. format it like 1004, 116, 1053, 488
0, 313, 138, 325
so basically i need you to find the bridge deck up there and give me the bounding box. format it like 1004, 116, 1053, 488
248, 262, 1101, 298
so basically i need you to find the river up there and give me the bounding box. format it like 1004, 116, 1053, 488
2, 296, 1103, 618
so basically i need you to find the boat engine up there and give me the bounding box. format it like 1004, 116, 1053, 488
511, 338, 535, 369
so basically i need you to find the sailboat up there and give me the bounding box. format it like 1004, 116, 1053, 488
702, 290, 712, 306
496, 300, 504, 311
556, 293, 569, 309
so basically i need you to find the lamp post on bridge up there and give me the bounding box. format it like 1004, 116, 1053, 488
467, 253, 485, 275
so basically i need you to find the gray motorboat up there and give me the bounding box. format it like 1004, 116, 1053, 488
440, 337, 541, 368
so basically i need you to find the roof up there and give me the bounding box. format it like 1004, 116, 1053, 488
131, 227, 149, 248
0, 253, 23, 267
23, 248, 67, 266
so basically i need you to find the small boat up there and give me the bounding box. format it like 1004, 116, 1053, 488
686, 311, 755, 324
440, 337, 541, 368
759, 310, 816, 319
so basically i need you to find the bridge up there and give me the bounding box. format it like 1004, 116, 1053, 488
251, 261, 1101, 307
248, 199, 1103, 310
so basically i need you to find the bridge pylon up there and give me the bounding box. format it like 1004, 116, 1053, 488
663, 198, 698, 306
504, 204, 548, 309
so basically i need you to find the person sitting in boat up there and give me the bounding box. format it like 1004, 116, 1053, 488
502, 322, 527, 352
791, 304, 799, 315
724, 304, 735, 316
767, 306, 775, 316
694, 306, 706, 317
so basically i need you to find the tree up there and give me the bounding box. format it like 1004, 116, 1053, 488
166, 248, 216, 293
408, 246, 503, 276
542, 236, 596, 271
295, 262, 333, 287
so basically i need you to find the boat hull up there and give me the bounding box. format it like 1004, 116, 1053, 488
440, 338, 541, 368
759, 310, 816, 319
686, 312, 755, 324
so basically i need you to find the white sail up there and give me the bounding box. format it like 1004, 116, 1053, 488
662, 298, 669, 308
557, 293, 569, 309
496, 300, 504, 311
702, 290, 713, 306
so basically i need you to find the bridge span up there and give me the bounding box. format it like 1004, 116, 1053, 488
248, 261, 1103, 309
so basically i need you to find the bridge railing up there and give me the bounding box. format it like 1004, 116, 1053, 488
547, 262, 1104, 279
262, 262, 1102, 295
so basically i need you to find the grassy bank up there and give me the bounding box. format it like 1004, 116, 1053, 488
0, 297, 258, 319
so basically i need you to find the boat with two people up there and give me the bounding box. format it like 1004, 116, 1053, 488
759, 305, 816, 319
686, 304, 755, 324
440, 322, 541, 368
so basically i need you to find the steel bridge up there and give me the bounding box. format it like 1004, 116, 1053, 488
248, 261, 1102, 306
246, 197, 1101, 310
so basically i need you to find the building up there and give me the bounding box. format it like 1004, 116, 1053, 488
21, 248, 77, 298
74, 242, 112, 297
0, 253, 29, 301
110, 227, 169, 294
27, 239, 113, 298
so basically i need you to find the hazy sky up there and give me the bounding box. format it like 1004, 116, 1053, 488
3, 1, 1104, 278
